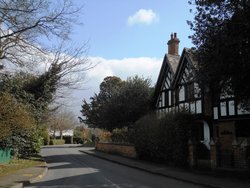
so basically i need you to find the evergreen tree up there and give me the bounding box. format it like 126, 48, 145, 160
188, 0, 250, 108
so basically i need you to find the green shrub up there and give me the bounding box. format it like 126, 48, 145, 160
0, 92, 41, 158
99, 131, 112, 142
49, 139, 65, 145
39, 127, 50, 145
82, 141, 95, 147
130, 111, 195, 166
111, 128, 129, 143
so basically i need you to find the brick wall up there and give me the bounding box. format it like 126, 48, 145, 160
95, 142, 137, 158
232, 138, 250, 169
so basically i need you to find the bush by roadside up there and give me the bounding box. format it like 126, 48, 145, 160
49, 139, 65, 145
0, 92, 42, 158
82, 141, 95, 147
130, 111, 195, 167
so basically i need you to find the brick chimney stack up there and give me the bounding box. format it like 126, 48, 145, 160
167, 32, 180, 55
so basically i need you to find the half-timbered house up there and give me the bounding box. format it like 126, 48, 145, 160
153, 33, 250, 169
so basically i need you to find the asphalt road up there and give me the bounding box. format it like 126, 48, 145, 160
26, 145, 204, 188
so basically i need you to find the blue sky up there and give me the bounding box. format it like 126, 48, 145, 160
73, 0, 194, 59
67, 0, 195, 116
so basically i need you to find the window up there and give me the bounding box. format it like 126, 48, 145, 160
179, 86, 185, 102
196, 100, 202, 114
228, 100, 235, 116
220, 102, 227, 116
185, 83, 194, 101
158, 96, 162, 108
190, 102, 195, 113
213, 107, 218, 119
168, 90, 172, 106
162, 92, 165, 107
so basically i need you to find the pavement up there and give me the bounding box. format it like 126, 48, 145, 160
0, 161, 47, 188
1, 148, 249, 188
80, 149, 250, 188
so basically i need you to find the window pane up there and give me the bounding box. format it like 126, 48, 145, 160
213, 107, 218, 119
158, 96, 162, 108
162, 92, 165, 107
228, 100, 235, 116
179, 86, 185, 101
168, 90, 172, 106
190, 102, 195, 113
196, 100, 202, 114
220, 102, 227, 116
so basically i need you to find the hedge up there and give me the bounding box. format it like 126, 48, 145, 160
49, 139, 65, 145
130, 111, 195, 167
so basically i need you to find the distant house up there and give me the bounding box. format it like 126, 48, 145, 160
153, 33, 250, 169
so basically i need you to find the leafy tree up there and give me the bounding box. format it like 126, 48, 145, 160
81, 76, 153, 131
188, 0, 250, 108
81, 76, 124, 130
73, 125, 85, 144
117, 76, 153, 126
99, 76, 125, 100
0, 64, 61, 123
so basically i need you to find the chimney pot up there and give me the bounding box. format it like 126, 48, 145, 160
167, 32, 180, 55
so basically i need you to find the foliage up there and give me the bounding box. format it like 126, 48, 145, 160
73, 126, 84, 144
0, 67, 61, 123
49, 139, 65, 145
81, 76, 124, 129
0, 0, 90, 158
115, 76, 153, 127
82, 141, 95, 147
188, 0, 250, 108
81, 76, 153, 131
39, 127, 50, 145
82, 129, 93, 142
130, 112, 195, 166
111, 128, 129, 144
0, 92, 41, 157
99, 131, 112, 143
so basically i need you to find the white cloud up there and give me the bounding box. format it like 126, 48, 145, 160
87, 56, 161, 85
127, 9, 159, 26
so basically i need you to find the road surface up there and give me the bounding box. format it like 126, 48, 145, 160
26, 145, 204, 188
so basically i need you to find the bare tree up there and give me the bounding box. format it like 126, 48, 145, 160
0, 0, 93, 103
0, 0, 83, 67
39, 41, 93, 102
48, 108, 77, 139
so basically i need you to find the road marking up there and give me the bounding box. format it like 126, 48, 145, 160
103, 176, 121, 188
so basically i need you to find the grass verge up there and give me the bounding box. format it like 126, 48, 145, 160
0, 156, 44, 177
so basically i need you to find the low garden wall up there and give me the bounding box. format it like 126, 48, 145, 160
95, 142, 137, 158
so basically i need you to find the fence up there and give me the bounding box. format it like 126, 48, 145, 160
0, 148, 12, 164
